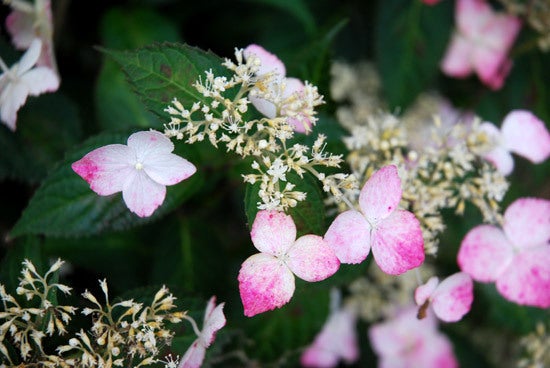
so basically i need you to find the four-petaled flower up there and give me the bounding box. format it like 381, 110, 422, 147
324, 165, 425, 275
0, 38, 59, 130
415, 272, 473, 323
441, 0, 521, 90
458, 197, 550, 308
238, 210, 340, 317
479, 110, 550, 176
72, 130, 197, 217
178, 296, 226, 368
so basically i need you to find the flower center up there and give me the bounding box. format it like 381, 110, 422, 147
135, 162, 144, 170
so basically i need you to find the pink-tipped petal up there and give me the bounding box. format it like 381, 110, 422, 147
431, 272, 474, 322
127, 130, 174, 157
496, 247, 550, 308
20, 67, 60, 95
178, 340, 205, 368
371, 210, 425, 275
143, 152, 196, 186
501, 111, 550, 164
324, 210, 371, 264
238, 253, 295, 317
440, 33, 474, 78
250, 210, 296, 255
503, 197, 550, 250
243, 44, 286, 77
415, 277, 439, 306
122, 171, 166, 217
5, 10, 35, 49
457, 225, 514, 282
200, 297, 226, 347
72, 144, 135, 196
359, 165, 402, 223
472, 47, 509, 90
286, 235, 340, 282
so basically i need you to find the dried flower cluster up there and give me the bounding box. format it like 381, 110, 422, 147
330, 63, 509, 255
164, 47, 355, 211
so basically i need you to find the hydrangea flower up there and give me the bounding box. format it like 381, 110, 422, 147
415, 272, 473, 322
179, 296, 226, 368
479, 110, 550, 176
0, 38, 59, 130
324, 165, 425, 275
238, 210, 340, 317
458, 197, 550, 308
369, 307, 458, 368
441, 0, 521, 90
72, 130, 197, 217
243, 44, 315, 134
301, 305, 359, 368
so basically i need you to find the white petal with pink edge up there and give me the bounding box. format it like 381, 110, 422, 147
286, 235, 339, 282
431, 272, 473, 322
415, 277, 439, 306
371, 210, 424, 275
143, 152, 196, 186
250, 210, 296, 255
238, 253, 295, 317
178, 340, 205, 368
458, 225, 514, 282
122, 171, 166, 217
359, 165, 402, 223
496, 247, 550, 308
482, 145, 514, 176
324, 210, 371, 264
503, 197, 550, 250
243, 44, 286, 78
199, 297, 226, 347
501, 110, 550, 164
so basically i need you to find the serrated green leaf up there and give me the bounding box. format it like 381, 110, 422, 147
103, 43, 231, 124
11, 131, 203, 238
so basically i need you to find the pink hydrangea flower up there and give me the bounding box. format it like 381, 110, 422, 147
243, 44, 313, 134
324, 165, 425, 275
179, 296, 226, 368
301, 306, 359, 368
458, 197, 550, 308
415, 272, 473, 322
72, 130, 197, 218
0, 38, 59, 130
369, 306, 458, 368
5, 0, 59, 78
238, 210, 340, 317
441, 0, 521, 90
479, 110, 550, 176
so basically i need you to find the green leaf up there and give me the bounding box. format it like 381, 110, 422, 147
242, 0, 316, 36
11, 131, 203, 238
103, 43, 231, 124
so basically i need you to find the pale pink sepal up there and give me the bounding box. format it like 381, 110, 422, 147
324, 210, 371, 264
243, 44, 286, 79
178, 340, 205, 368
440, 34, 473, 78
238, 253, 295, 317
282, 77, 311, 134
372, 210, 425, 275
6, 10, 35, 50
301, 309, 359, 368
359, 165, 402, 223
431, 272, 474, 322
496, 247, 550, 308
457, 225, 514, 282
503, 197, 550, 250
415, 277, 439, 306
286, 235, 340, 282
122, 173, 166, 219
250, 210, 296, 255
501, 110, 550, 164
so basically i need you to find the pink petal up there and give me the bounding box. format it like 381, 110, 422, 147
0, 81, 29, 130
143, 151, 196, 186
481, 146, 514, 176
456, 0, 493, 37
283, 77, 311, 133
17, 38, 42, 75
324, 210, 371, 264
243, 44, 286, 78
472, 47, 510, 90
286, 235, 340, 282
6, 10, 35, 49
127, 130, 174, 157
200, 296, 226, 347
122, 170, 166, 217
501, 110, 550, 164
431, 272, 473, 322
440, 33, 474, 78
359, 165, 402, 224
72, 144, 135, 196
496, 246, 550, 308
250, 210, 296, 256
413, 333, 459, 368
301, 347, 339, 368
178, 340, 205, 368
371, 210, 425, 275
481, 13, 522, 52
503, 197, 550, 250
457, 225, 514, 282
415, 277, 439, 306
238, 253, 295, 317
20, 67, 60, 95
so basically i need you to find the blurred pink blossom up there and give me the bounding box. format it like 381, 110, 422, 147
441, 0, 521, 90
458, 197, 550, 308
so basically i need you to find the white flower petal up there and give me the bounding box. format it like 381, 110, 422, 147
122, 171, 166, 217
143, 151, 196, 185
18, 38, 42, 75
